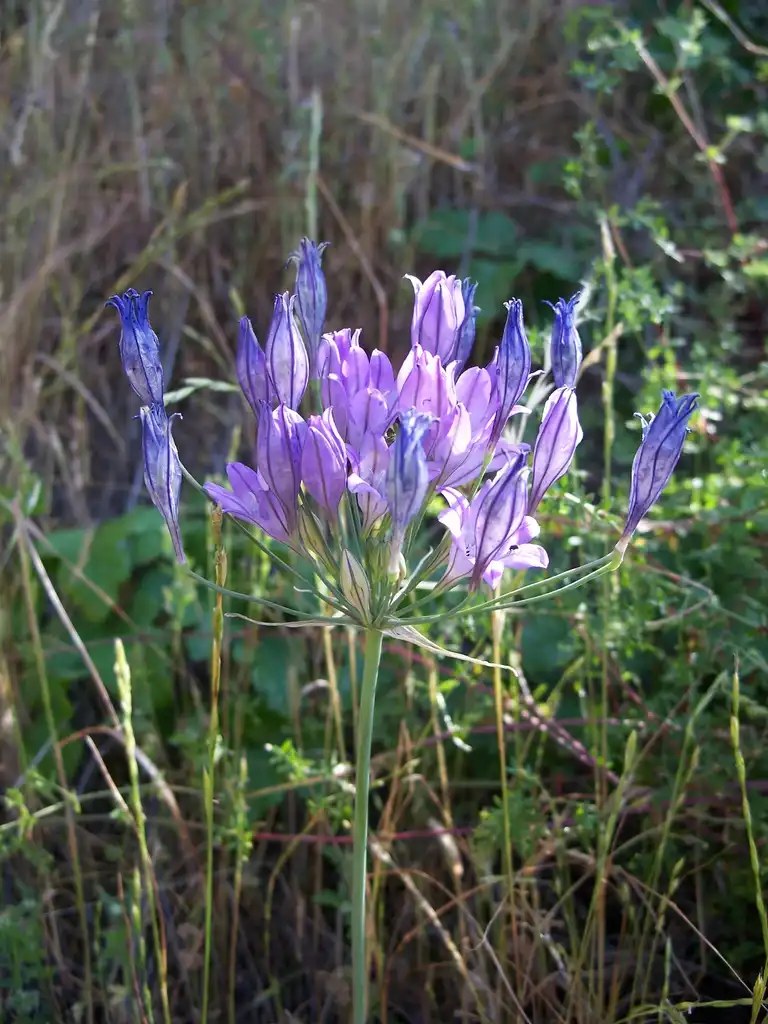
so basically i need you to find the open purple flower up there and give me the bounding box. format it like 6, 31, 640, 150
319, 329, 397, 438
438, 453, 547, 590
106, 288, 165, 408
617, 390, 699, 553
205, 462, 295, 546
287, 238, 328, 376
528, 386, 583, 513
491, 299, 531, 445
405, 270, 465, 364
140, 405, 185, 562
546, 293, 582, 390
264, 292, 308, 410
236, 316, 272, 414
302, 409, 348, 513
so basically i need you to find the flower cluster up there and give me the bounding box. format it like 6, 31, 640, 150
108, 246, 699, 625
207, 265, 582, 605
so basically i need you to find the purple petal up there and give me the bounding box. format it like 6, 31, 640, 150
236, 316, 271, 414
264, 292, 309, 410
528, 386, 583, 513
407, 270, 465, 363
347, 388, 390, 450
257, 403, 307, 531
205, 462, 292, 543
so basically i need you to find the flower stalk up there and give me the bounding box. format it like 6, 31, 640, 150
352, 628, 384, 1024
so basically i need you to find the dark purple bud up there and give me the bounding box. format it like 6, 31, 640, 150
264, 292, 309, 410
287, 238, 329, 376
301, 409, 348, 513
617, 390, 699, 553
106, 289, 164, 407
528, 386, 583, 513
140, 405, 184, 562
236, 316, 272, 414
453, 278, 480, 372
385, 410, 432, 568
491, 299, 531, 445
545, 293, 582, 389
405, 270, 465, 364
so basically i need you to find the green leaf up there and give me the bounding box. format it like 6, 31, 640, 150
468, 257, 523, 322
412, 209, 519, 260
251, 634, 296, 716
521, 615, 577, 680
516, 240, 584, 280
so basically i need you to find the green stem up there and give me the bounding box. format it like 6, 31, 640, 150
202, 517, 226, 1021
352, 628, 384, 1024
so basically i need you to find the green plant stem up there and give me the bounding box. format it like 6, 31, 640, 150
202, 520, 227, 1022
115, 641, 171, 1024
491, 610, 515, 1014
15, 514, 94, 1024
352, 628, 384, 1024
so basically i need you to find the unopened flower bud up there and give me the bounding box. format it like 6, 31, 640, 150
287, 238, 329, 377
617, 390, 699, 553
264, 292, 309, 410
545, 293, 582, 389
106, 288, 164, 407
340, 550, 372, 623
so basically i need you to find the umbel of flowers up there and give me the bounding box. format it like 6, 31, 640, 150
108, 242, 698, 1023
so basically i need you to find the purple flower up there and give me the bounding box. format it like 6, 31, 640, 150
404, 270, 465, 363
106, 289, 164, 408
318, 328, 360, 379
546, 293, 582, 389
454, 278, 480, 372
287, 238, 328, 376
301, 409, 348, 513
236, 316, 272, 414
491, 299, 532, 445
438, 453, 547, 590
205, 462, 294, 546
385, 410, 432, 569
264, 292, 308, 410
140, 405, 185, 562
617, 390, 699, 553
396, 346, 456, 432
528, 386, 583, 513
257, 402, 307, 535
347, 388, 390, 451
369, 349, 396, 396
348, 432, 390, 531
318, 329, 397, 439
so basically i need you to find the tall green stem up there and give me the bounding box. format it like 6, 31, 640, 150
202, 514, 226, 1022
352, 628, 383, 1024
